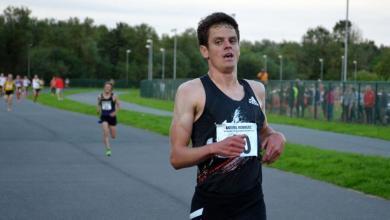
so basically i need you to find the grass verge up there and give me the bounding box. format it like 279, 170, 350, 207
32, 90, 390, 200
120, 89, 390, 141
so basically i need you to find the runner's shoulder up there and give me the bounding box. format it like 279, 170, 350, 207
244, 79, 265, 96
176, 78, 203, 98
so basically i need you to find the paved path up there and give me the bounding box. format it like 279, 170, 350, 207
69, 92, 390, 157
0, 97, 389, 219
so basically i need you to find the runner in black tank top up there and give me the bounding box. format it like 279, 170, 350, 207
97, 82, 120, 157
170, 12, 286, 220
190, 75, 266, 219
193, 75, 264, 193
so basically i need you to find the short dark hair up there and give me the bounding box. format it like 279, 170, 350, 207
104, 81, 114, 90
197, 12, 240, 47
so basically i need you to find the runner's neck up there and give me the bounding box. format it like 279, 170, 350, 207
208, 71, 240, 90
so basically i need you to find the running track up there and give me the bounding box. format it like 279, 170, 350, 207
0, 98, 389, 219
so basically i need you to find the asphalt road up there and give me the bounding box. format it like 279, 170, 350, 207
69, 92, 390, 157
1, 98, 389, 220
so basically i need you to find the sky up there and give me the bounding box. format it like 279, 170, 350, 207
1, 0, 390, 46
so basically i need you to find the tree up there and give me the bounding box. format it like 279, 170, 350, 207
374, 48, 390, 80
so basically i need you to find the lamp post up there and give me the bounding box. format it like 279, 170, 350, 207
278, 55, 283, 82
160, 48, 165, 79
146, 39, 153, 80
263, 54, 268, 72
353, 60, 357, 81
126, 49, 131, 87
319, 58, 324, 80
171, 28, 177, 79
343, 0, 350, 82
341, 56, 344, 81
27, 44, 32, 78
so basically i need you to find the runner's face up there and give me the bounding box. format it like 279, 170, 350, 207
104, 84, 112, 93
200, 24, 240, 74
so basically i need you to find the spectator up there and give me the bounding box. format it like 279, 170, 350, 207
296, 79, 305, 117
256, 69, 268, 86
379, 89, 388, 125
326, 86, 335, 121
342, 86, 356, 122
65, 78, 70, 88
55, 76, 65, 101
363, 85, 375, 124
50, 76, 57, 96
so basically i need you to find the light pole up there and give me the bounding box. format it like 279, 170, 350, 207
126, 49, 131, 87
343, 0, 350, 82
146, 39, 153, 80
27, 44, 32, 78
319, 58, 324, 80
278, 55, 283, 82
160, 48, 165, 79
263, 54, 268, 72
353, 60, 357, 81
171, 28, 177, 79
341, 56, 344, 81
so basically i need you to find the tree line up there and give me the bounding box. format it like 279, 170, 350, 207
0, 6, 389, 83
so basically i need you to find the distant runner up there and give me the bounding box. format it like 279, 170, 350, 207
4, 74, 15, 111
32, 75, 41, 103
0, 73, 6, 97
97, 82, 120, 157
15, 75, 23, 101
22, 76, 31, 97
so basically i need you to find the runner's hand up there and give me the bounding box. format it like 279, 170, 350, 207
110, 112, 116, 117
210, 135, 246, 158
261, 132, 285, 164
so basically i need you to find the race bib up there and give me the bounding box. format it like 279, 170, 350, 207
101, 101, 112, 111
216, 122, 258, 157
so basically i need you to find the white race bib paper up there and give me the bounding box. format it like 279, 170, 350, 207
101, 101, 112, 111
216, 122, 258, 157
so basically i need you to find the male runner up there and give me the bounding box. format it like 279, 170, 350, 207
97, 82, 120, 157
14, 75, 23, 101
32, 75, 41, 102
22, 76, 31, 97
4, 74, 15, 111
169, 12, 286, 219
0, 73, 6, 97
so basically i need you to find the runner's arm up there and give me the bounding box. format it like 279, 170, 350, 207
110, 95, 120, 116
97, 96, 101, 115
247, 80, 286, 164
170, 82, 245, 169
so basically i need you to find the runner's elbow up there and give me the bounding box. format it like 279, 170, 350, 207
170, 152, 185, 170
170, 155, 181, 170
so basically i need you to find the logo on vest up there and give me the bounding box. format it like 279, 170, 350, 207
248, 96, 259, 107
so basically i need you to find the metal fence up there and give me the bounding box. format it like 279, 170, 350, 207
265, 80, 390, 125
69, 79, 138, 88
140, 79, 190, 100
140, 79, 390, 125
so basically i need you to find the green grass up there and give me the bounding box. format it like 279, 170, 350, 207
32, 90, 390, 200
270, 143, 390, 199
120, 89, 390, 141
33, 90, 172, 135
120, 89, 174, 111
267, 114, 390, 141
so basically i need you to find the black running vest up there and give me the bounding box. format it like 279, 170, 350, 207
99, 93, 116, 116
191, 75, 265, 194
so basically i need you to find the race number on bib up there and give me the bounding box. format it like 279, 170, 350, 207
101, 101, 112, 111
216, 122, 258, 157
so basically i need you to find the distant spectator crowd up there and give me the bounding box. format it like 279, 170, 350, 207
266, 79, 389, 125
